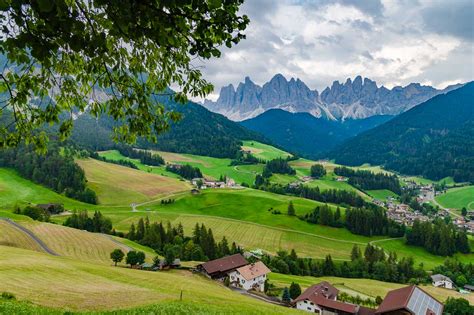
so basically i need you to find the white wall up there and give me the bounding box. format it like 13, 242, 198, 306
433, 280, 453, 289
296, 300, 321, 313
228, 271, 267, 292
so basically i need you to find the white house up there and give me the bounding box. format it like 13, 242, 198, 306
228, 261, 270, 292
431, 274, 454, 289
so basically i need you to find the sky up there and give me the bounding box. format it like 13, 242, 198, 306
195, 0, 474, 101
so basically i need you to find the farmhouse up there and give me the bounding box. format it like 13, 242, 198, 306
375, 285, 443, 315
197, 253, 248, 279
430, 274, 454, 289
228, 261, 271, 292
294, 281, 375, 314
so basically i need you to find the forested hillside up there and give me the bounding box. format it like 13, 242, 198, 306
328, 82, 474, 182
241, 109, 392, 158
72, 98, 265, 158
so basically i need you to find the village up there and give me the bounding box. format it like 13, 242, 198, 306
192, 252, 450, 315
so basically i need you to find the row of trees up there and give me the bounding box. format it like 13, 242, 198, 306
334, 166, 401, 194
259, 245, 427, 284
116, 145, 165, 166
165, 164, 202, 180
127, 218, 242, 262
345, 207, 406, 237
302, 204, 405, 237
0, 143, 98, 204
89, 151, 138, 169
262, 158, 296, 178
230, 151, 264, 165
406, 219, 470, 256
254, 181, 366, 208
63, 210, 113, 234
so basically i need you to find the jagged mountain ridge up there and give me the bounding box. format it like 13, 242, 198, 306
204, 74, 462, 121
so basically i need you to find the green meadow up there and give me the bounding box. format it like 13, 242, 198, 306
435, 185, 474, 210
366, 189, 399, 200
241, 140, 292, 161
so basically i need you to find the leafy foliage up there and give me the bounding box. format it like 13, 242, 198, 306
71, 101, 264, 158
443, 297, 474, 315
0, 0, 248, 151
330, 83, 474, 183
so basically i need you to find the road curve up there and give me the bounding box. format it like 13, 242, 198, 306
0, 217, 59, 256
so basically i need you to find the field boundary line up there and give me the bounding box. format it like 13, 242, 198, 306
0, 218, 59, 256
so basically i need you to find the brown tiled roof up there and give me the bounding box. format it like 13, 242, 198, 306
310, 294, 357, 313
375, 285, 415, 314
200, 254, 247, 275
376, 285, 443, 315
236, 261, 271, 281
358, 306, 376, 315
294, 281, 339, 302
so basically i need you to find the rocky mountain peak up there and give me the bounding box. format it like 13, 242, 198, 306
203, 75, 460, 121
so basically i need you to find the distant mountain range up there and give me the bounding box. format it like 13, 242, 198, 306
204, 74, 462, 121
328, 81, 474, 182
241, 109, 393, 158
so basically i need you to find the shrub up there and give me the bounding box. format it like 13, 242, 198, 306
1, 292, 16, 300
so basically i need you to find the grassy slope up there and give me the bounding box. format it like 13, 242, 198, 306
241, 140, 292, 161
435, 185, 474, 210
366, 189, 399, 200
100, 150, 263, 186
0, 220, 44, 253
269, 273, 473, 304
76, 158, 191, 205
0, 246, 296, 314
2, 163, 473, 267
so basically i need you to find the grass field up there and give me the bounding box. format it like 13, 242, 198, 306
366, 189, 398, 200
100, 150, 263, 186
0, 220, 44, 253
21, 221, 136, 264
76, 158, 191, 205
0, 246, 297, 313
268, 273, 473, 304
0, 168, 92, 211
435, 185, 474, 210
241, 140, 292, 161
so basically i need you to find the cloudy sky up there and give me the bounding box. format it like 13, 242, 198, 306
196, 0, 473, 101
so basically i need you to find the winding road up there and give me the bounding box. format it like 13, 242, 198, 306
0, 217, 59, 256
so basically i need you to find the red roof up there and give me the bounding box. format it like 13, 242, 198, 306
310, 294, 358, 313
200, 254, 248, 275
376, 285, 414, 314
294, 281, 339, 302
376, 285, 443, 315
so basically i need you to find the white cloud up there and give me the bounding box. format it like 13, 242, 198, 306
195, 0, 473, 99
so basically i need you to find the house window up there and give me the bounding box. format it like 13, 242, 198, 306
307, 307, 311, 310
304, 300, 307, 304
242, 280, 245, 283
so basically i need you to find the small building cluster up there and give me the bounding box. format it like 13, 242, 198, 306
386, 203, 430, 226
191, 177, 237, 189
453, 216, 474, 234
295, 282, 444, 315
197, 253, 270, 292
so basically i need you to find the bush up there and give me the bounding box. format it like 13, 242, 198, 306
1, 292, 16, 300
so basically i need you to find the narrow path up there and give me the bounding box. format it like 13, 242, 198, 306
102, 234, 133, 252
0, 218, 59, 256
431, 196, 461, 218
230, 287, 286, 306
